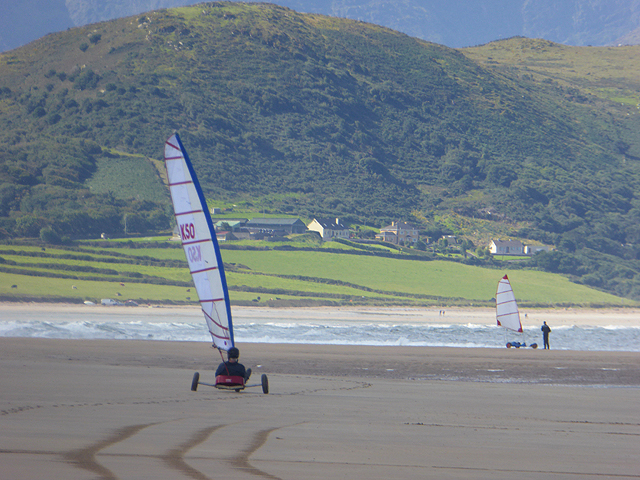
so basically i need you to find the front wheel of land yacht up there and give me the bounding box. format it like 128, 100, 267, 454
191, 372, 200, 391
261, 374, 269, 394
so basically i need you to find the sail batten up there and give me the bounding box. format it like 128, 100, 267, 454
175, 211, 204, 218
191, 266, 219, 274
182, 239, 210, 247
206, 317, 228, 328
164, 133, 235, 351
200, 298, 226, 303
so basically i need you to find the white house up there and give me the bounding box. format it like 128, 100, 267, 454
490, 239, 524, 255
442, 235, 459, 245
307, 218, 350, 241
376, 230, 398, 243
376, 221, 419, 245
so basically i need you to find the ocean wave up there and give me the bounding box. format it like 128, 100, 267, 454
1, 320, 639, 351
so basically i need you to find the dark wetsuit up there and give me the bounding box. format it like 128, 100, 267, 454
216, 361, 248, 380
541, 324, 551, 349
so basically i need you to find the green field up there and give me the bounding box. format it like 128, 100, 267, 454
0, 239, 634, 308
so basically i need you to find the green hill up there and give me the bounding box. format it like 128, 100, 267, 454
0, 239, 632, 307
1, 3, 640, 300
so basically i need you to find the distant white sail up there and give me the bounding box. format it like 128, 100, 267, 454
164, 133, 234, 350
496, 274, 523, 333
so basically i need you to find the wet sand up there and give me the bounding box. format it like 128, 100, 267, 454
1, 331, 639, 479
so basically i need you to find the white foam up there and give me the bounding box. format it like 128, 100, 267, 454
1, 319, 639, 351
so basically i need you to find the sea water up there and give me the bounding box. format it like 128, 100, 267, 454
0, 310, 638, 352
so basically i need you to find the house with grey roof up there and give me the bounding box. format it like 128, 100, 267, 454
375, 230, 398, 244
307, 218, 350, 241
490, 239, 524, 255
376, 221, 419, 245
245, 218, 307, 235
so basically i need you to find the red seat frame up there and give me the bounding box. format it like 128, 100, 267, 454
215, 375, 245, 390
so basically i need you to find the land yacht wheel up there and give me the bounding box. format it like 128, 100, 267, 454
191, 372, 200, 391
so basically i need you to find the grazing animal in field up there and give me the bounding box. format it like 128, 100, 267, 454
120, 282, 125, 286
11, 285, 17, 288
72, 285, 77, 289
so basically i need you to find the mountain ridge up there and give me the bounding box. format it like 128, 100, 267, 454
2, 0, 640, 53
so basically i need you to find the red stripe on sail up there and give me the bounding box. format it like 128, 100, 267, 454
165, 140, 181, 151
164, 156, 183, 161
209, 329, 230, 340
174, 209, 203, 216
181, 238, 210, 247
191, 266, 219, 275
169, 180, 193, 187
201, 298, 225, 304
203, 308, 229, 331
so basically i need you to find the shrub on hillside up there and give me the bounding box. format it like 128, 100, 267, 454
40, 227, 61, 244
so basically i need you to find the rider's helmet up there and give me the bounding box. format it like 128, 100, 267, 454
227, 347, 240, 359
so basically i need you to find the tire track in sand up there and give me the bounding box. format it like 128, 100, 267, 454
229, 426, 283, 479
63, 423, 157, 480
162, 425, 224, 480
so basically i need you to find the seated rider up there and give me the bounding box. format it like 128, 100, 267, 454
215, 347, 251, 382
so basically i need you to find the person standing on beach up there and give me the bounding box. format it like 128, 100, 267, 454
541, 322, 551, 349
216, 347, 251, 382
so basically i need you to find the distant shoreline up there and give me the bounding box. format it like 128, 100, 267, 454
2, 302, 639, 328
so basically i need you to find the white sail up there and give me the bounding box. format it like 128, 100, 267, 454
495, 274, 523, 333
164, 133, 234, 351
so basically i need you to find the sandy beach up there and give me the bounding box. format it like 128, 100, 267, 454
3, 302, 640, 327
1, 305, 639, 479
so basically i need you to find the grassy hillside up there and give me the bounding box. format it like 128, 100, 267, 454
1, 3, 640, 299
463, 38, 640, 129
0, 239, 632, 307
